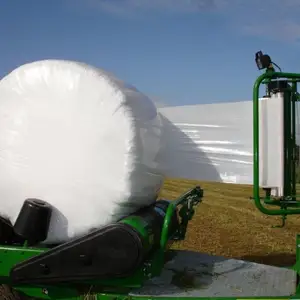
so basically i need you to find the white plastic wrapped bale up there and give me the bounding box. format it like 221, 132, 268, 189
0, 60, 164, 244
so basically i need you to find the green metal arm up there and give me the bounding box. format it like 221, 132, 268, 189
253, 71, 300, 216
160, 186, 203, 248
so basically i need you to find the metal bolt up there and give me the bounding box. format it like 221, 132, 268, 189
79, 254, 92, 266
39, 263, 50, 275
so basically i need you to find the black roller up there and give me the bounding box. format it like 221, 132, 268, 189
0, 216, 14, 244
13, 198, 52, 245
130, 199, 180, 250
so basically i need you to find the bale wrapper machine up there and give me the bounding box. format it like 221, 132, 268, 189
1, 52, 300, 299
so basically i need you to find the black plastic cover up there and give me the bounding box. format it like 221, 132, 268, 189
13, 198, 52, 244
0, 217, 14, 244
10, 222, 144, 285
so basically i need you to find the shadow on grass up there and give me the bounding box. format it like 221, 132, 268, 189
240, 253, 296, 267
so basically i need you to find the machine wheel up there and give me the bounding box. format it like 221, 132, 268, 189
0, 285, 33, 300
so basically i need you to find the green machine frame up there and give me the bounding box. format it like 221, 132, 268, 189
0, 187, 205, 300
2, 52, 300, 299
253, 53, 300, 225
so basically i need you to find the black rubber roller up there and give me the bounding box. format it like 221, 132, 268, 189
0, 216, 14, 244
13, 198, 52, 245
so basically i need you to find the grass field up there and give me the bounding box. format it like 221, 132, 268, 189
160, 178, 300, 267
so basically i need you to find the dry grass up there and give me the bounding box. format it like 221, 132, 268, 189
160, 178, 300, 267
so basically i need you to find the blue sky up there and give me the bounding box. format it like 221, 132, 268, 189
1, 0, 300, 106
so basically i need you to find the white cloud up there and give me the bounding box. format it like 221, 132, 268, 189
68, 0, 300, 42
219, 0, 300, 42
242, 21, 300, 42
72, 0, 226, 16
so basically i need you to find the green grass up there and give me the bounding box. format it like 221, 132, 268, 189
160, 178, 299, 267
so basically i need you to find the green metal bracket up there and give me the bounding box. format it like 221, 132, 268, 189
272, 214, 287, 228
161, 186, 203, 244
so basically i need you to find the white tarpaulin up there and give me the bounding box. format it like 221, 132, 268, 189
158, 96, 300, 189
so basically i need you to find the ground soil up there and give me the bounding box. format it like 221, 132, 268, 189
161, 178, 299, 267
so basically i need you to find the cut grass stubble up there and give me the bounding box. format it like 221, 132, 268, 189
161, 178, 299, 267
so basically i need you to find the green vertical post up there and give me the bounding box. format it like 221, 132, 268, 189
291, 82, 297, 200
283, 86, 292, 197
253, 75, 260, 206
297, 235, 300, 265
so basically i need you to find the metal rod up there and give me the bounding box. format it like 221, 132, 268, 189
292, 81, 297, 200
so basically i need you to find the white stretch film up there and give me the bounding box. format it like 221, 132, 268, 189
260, 93, 284, 196
0, 60, 164, 243
158, 94, 295, 188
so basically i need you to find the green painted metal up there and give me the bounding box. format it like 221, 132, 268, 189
253, 71, 300, 216
0, 246, 45, 282
0, 186, 203, 299
283, 88, 292, 197
291, 81, 297, 201
161, 186, 203, 246
293, 234, 300, 295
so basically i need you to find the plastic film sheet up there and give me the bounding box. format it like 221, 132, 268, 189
158, 98, 300, 185
0, 60, 164, 243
